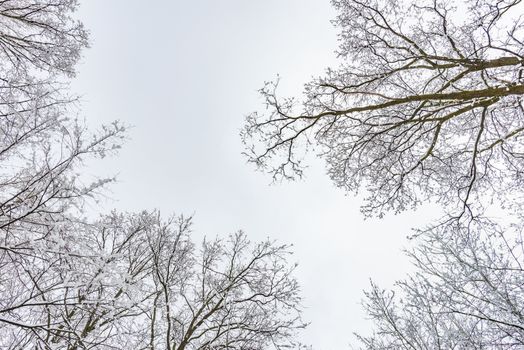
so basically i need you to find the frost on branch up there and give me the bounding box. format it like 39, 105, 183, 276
356, 214, 524, 349
0, 2, 307, 348
242, 0, 524, 218
1, 212, 306, 349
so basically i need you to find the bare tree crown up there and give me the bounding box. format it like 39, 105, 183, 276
242, 0, 524, 218
242, 2, 524, 347
0, 3, 306, 348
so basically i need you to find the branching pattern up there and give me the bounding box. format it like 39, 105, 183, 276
1, 213, 305, 349
242, 1, 524, 348
0, 2, 306, 349
358, 217, 524, 349
242, 0, 524, 217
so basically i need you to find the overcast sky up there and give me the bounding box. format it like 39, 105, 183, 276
72, 1, 437, 349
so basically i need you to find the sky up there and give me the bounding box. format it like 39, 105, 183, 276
72, 1, 437, 349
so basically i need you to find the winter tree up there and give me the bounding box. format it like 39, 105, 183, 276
0, 0, 125, 347
242, 0, 524, 348
1, 212, 304, 349
0, 1, 306, 349
358, 217, 524, 349
242, 0, 524, 219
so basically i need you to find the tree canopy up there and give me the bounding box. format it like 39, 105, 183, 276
243, 0, 524, 219
0, 1, 305, 349
243, 0, 524, 348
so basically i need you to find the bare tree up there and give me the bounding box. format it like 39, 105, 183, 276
356, 215, 524, 349
0, 0, 123, 233
242, 0, 524, 218
1, 211, 306, 349
0, 0, 87, 77
145, 217, 305, 350
0, 1, 128, 347
0, 2, 307, 349
242, 0, 524, 348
